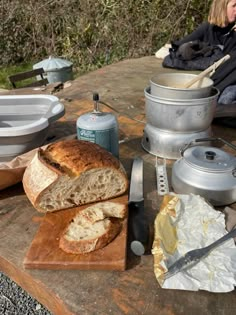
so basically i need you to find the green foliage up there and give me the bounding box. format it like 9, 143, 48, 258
0, 0, 212, 77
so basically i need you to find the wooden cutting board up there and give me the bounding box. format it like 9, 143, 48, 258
24, 195, 128, 271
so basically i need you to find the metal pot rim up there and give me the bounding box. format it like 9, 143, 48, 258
145, 86, 219, 104
150, 73, 213, 92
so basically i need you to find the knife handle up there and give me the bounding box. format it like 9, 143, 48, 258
129, 200, 149, 256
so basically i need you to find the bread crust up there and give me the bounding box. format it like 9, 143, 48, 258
41, 139, 121, 176
22, 139, 128, 212
23, 151, 59, 211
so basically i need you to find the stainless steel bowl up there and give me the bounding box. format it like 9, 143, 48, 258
150, 73, 214, 99
144, 86, 219, 132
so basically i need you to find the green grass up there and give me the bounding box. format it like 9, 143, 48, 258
0, 63, 34, 90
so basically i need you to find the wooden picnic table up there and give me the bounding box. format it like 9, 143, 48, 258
0, 56, 236, 315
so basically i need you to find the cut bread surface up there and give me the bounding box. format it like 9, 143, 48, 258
65, 218, 112, 240
38, 167, 127, 211
59, 201, 127, 254
80, 201, 127, 223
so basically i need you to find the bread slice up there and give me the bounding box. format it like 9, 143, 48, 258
59, 201, 127, 254
22, 139, 128, 212
80, 201, 127, 223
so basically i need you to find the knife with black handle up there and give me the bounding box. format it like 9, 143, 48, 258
128, 157, 150, 256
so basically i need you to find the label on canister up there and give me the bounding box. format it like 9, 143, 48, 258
77, 127, 119, 158
76, 112, 119, 158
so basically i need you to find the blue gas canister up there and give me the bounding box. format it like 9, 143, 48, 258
76, 93, 119, 158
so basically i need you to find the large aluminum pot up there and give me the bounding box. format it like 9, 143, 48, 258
145, 87, 219, 132
141, 123, 211, 160
171, 138, 236, 205
150, 73, 213, 99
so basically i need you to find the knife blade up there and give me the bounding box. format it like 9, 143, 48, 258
164, 226, 236, 280
128, 157, 149, 256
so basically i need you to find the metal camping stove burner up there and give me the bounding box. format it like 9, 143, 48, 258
141, 123, 212, 160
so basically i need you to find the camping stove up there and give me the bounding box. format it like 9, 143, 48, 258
141, 123, 212, 160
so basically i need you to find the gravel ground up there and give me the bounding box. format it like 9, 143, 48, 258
0, 272, 52, 315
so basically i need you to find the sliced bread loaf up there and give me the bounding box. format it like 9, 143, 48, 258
59, 201, 127, 254
22, 139, 128, 213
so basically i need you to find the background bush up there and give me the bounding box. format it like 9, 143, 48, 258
0, 0, 212, 73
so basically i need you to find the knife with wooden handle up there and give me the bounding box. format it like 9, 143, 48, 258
128, 157, 149, 256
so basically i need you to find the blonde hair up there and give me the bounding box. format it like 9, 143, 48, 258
208, 0, 230, 27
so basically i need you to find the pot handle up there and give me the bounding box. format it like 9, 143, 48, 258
180, 137, 236, 156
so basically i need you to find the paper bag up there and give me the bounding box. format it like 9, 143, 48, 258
0, 134, 77, 191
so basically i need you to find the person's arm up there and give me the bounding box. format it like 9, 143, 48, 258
172, 22, 209, 47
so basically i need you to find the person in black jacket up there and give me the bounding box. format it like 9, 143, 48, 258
163, 0, 236, 103
174, 0, 236, 55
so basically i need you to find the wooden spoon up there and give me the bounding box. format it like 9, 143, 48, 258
183, 54, 231, 88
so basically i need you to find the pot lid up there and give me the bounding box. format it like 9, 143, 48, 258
33, 56, 73, 71
183, 146, 236, 173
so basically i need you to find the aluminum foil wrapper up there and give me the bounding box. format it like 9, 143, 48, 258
152, 194, 236, 292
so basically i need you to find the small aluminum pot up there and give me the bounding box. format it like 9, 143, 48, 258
150, 73, 214, 99
144, 87, 219, 132
171, 138, 236, 206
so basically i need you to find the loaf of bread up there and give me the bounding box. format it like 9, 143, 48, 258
22, 139, 128, 212
59, 201, 127, 254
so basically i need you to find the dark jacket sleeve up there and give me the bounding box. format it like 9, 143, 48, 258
172, 23, 210, 47
211, 52, 236, 92
171, 22, 236, 55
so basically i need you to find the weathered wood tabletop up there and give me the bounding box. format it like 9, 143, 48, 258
0, 56, 236, 315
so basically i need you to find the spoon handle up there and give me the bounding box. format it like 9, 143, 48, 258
184, 54, 230, 88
